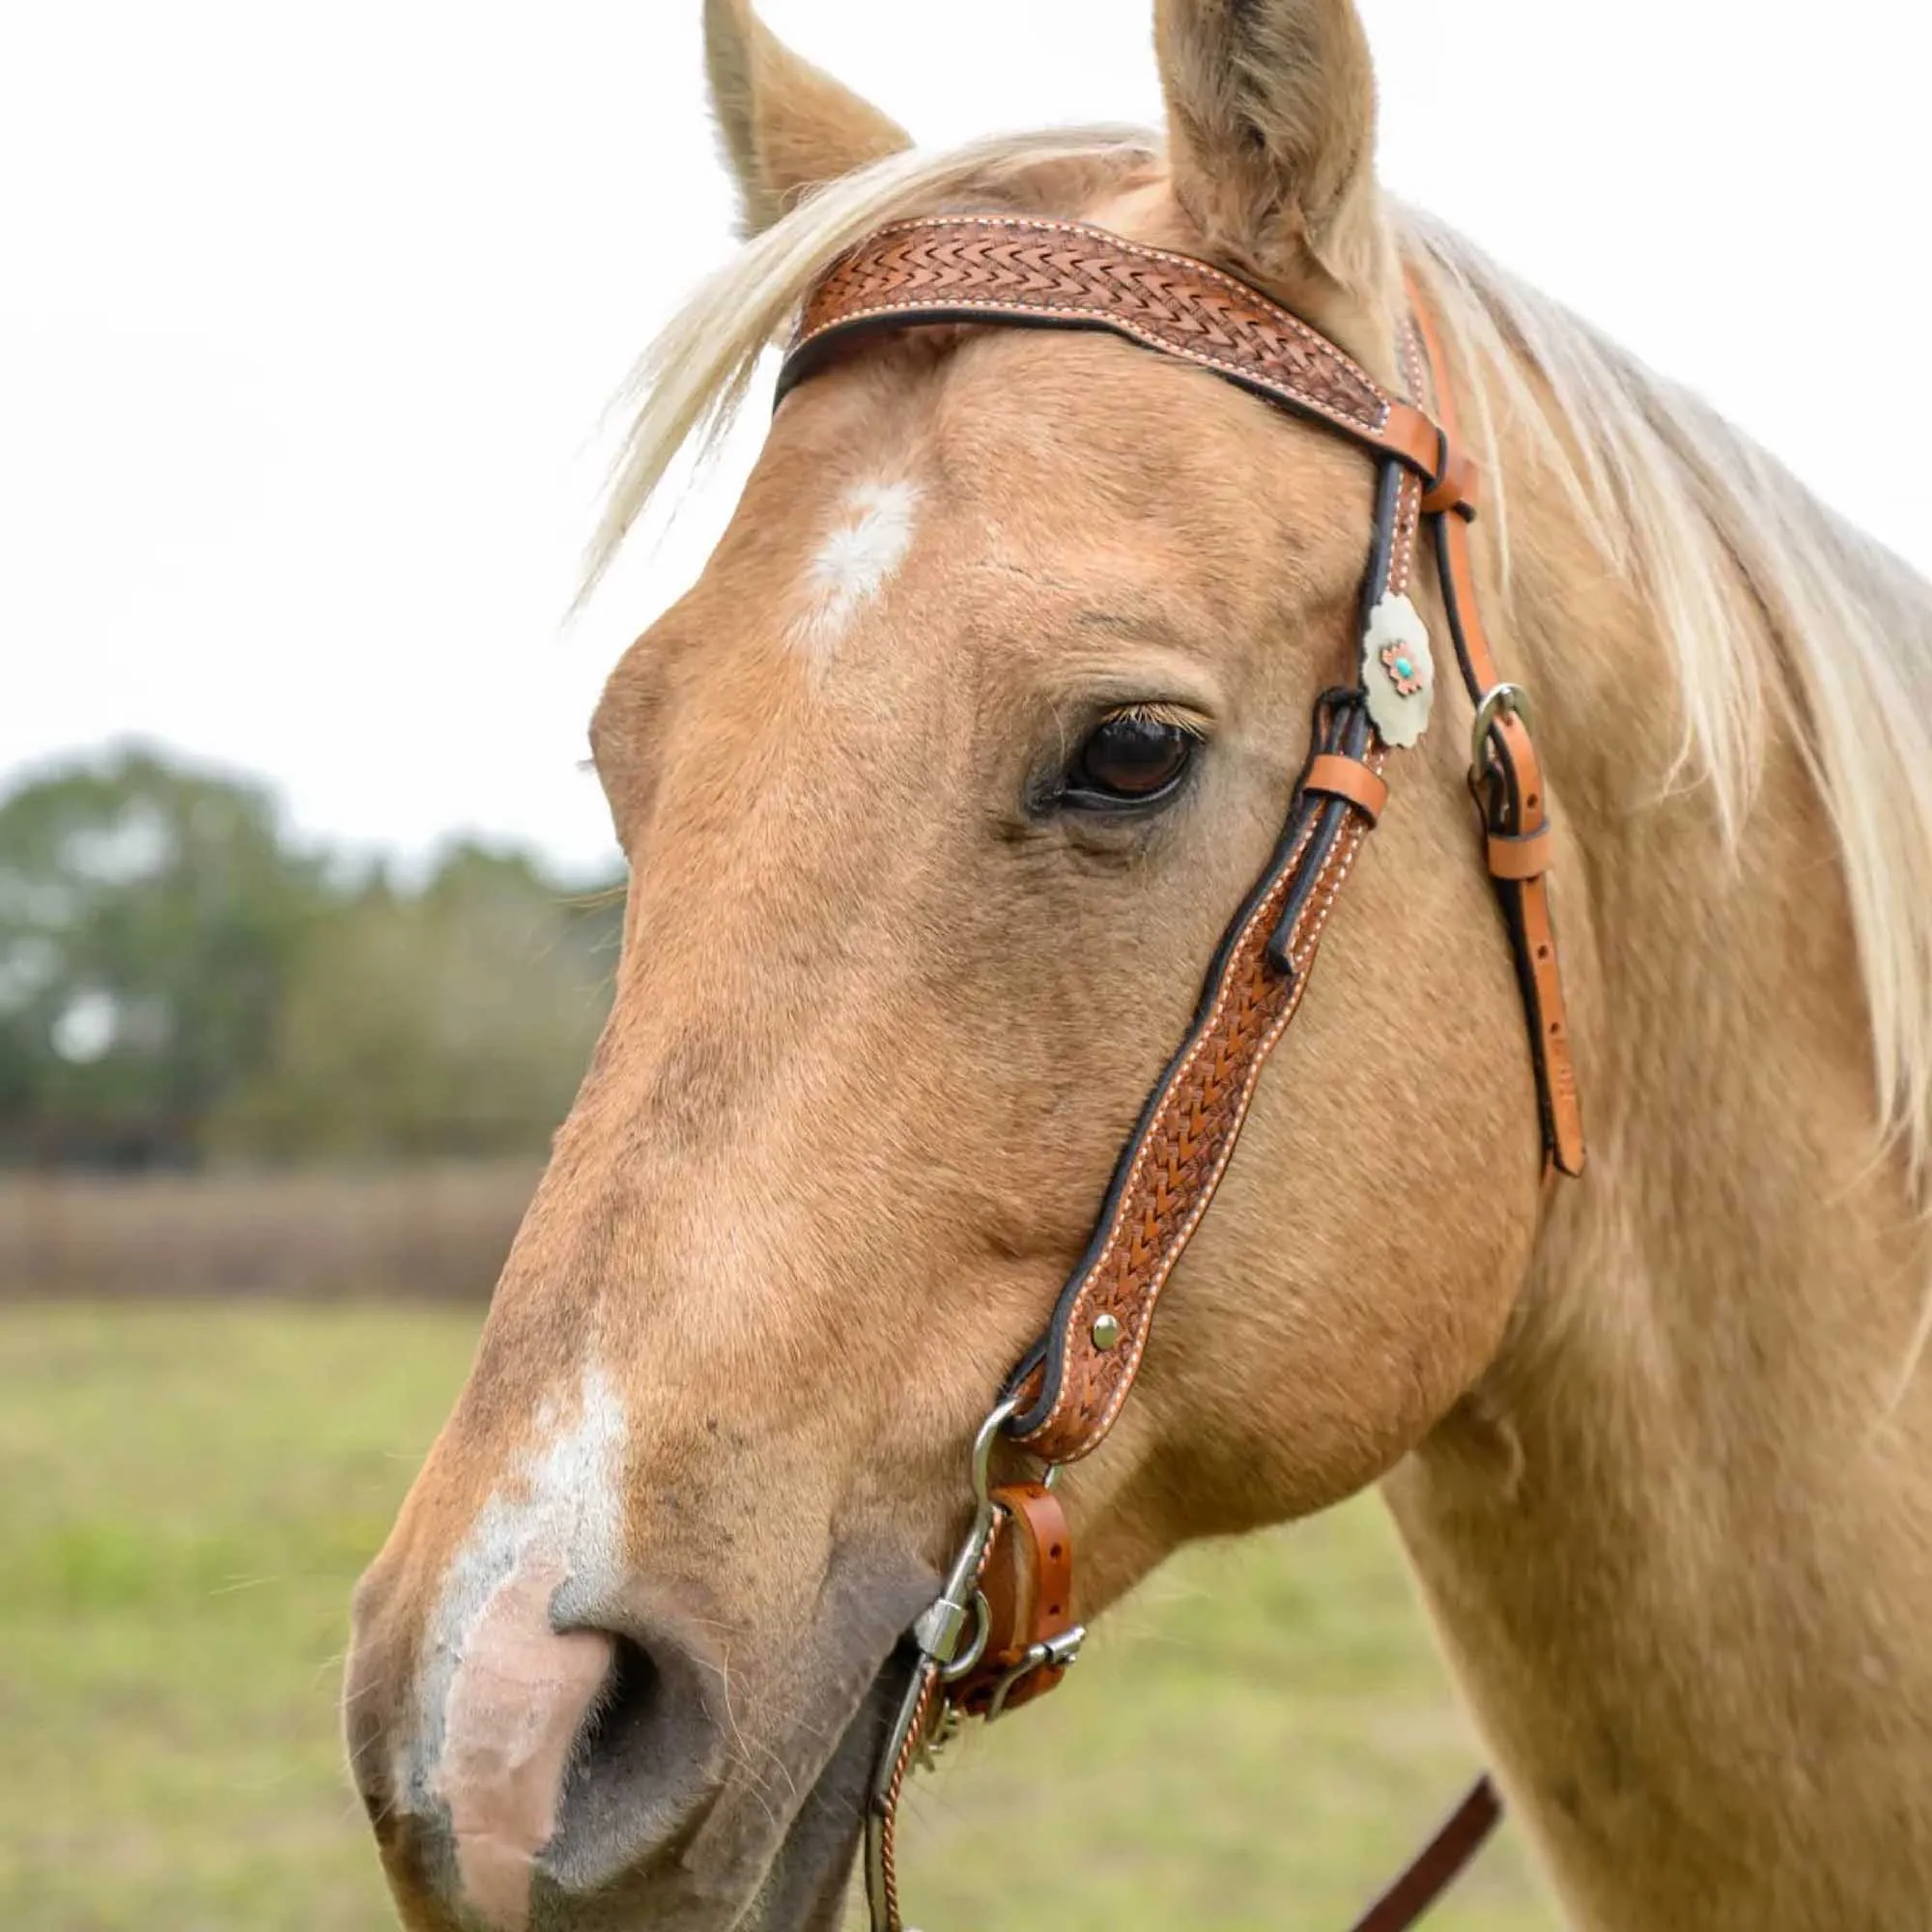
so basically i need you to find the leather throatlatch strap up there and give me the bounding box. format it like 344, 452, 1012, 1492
1406, 284, 1585, 1182
778, 213, 1587, 1932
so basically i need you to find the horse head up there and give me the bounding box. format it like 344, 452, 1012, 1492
343, 2, 1932, 1928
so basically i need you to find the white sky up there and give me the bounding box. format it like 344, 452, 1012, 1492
6, 2, 1929, 875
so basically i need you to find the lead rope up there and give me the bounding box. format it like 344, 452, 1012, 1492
868, 1655, 940, 1928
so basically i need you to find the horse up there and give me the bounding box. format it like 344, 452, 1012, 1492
342, 2, 1932, 1927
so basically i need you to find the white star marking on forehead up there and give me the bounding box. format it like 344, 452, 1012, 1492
792, 480, 921, 667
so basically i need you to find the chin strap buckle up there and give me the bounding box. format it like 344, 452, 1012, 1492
981, 1622, 1088, 1723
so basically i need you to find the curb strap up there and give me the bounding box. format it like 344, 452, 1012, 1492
777, 213, 1583, 1932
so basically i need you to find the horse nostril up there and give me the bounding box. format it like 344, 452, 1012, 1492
574, 1635, 663, 1788
543, 1605, 731, 1894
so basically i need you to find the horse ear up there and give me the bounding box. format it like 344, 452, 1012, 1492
1153, 0, 1387, 301
703, 0, 912, 236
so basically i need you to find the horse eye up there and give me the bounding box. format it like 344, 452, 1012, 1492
1065, 711, 1199, 808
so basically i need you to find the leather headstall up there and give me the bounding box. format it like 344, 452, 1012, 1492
774, 213, 1586, 1932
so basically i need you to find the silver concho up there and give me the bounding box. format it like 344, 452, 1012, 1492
1361, 592, 1435, 750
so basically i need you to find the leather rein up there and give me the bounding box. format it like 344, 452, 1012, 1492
773, 213, 1587, 1932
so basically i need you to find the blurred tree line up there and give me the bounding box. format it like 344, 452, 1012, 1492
0, 747, 622, 1169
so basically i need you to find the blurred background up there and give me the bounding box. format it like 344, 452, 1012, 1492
5, 2, 1927, 1927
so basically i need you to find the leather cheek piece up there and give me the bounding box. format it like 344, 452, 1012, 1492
1380, 401, 1456, 492
1014, 783, 1378, 1464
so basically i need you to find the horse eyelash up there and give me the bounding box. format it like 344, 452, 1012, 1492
1099, 700, 1208, 737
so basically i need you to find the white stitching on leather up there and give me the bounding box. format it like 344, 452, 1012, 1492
1061, 802, 1380, 1451
1028, 740, 1385, 1452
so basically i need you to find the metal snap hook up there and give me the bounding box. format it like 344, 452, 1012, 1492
968, 1394, 1023, 1511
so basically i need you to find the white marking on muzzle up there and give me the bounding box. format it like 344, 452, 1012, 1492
792, 479, 920, 666
405, 1365, 626, 1928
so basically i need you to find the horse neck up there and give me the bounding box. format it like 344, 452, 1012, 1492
1381, 371, 1932, 1927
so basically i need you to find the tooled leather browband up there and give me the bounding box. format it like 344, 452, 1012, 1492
778, 215, 1473, 514
777, 212, 1585, 1932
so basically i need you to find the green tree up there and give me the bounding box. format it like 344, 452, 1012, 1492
0, 748, 319, 1164
216, 842, 620, 1160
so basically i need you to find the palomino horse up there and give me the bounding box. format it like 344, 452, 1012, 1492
344, 2, 1932, 1927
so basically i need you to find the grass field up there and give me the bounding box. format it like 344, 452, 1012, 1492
0, 1302, 1560, 1931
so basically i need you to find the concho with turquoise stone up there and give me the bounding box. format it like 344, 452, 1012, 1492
1361, 592, 1435, 750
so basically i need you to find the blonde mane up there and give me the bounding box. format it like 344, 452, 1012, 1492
586, 130, 1932, 1191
